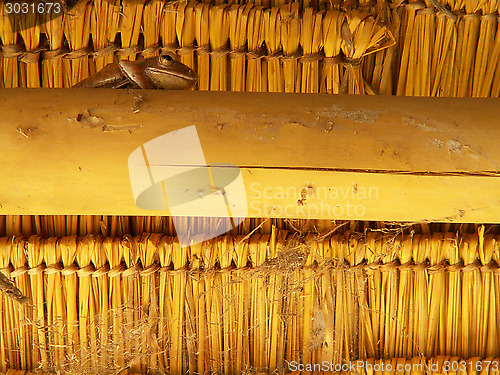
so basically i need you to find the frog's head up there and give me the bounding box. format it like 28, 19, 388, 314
143, 53, 197, 90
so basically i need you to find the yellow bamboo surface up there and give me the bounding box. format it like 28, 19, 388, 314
0, 229, 499, 373
1, 89, 500, 222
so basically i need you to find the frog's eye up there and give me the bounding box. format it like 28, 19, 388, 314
159, 53, 175, 65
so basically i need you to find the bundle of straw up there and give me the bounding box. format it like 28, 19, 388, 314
264, 6, 284, 92
280, 2, 301, 92
209, 4, 231, 90
194, 2, 211, 90
229, 4, 251, 91
362, 1, 401, 94
142, 0, 164, 59
396, 2, 426, 95
300, 7, 323, 92
430, 12, 457, 96
321, 9, 345, 93
245, 6, 265, 91
161, 0, 180, 61
118, 0, 146, 61
479, 18, 500, 97
63, 0, 92, 87
0, 7, 20, 87
18, 11, 41, 87
455, 12, 480, 97
471, 13, 496, 96
41, 9, 65, 87
341, 9, 395, 94
91, 0, 120, 71
175, 0, 197, 77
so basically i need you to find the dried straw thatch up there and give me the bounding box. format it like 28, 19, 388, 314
0, 218, 499, 373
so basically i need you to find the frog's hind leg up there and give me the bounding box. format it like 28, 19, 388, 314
118, 60, 156, 89
73, 63, 129, 88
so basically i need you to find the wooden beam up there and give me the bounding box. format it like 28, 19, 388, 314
0, 89, 499, 222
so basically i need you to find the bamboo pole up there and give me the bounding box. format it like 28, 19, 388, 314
1, 90, 500, 222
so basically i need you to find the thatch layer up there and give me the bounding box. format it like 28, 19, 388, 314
0, 229, 499, 373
